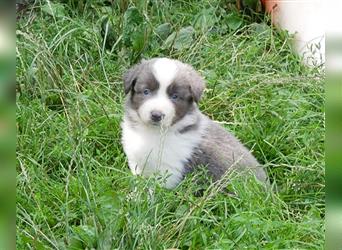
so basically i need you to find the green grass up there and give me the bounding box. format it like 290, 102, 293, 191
16, 0, 324, 249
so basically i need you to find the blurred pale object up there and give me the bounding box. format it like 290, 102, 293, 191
323, 3, 342, 250
326, 206, 342, 249
325, 0, 342, 73
0, 20, 12, 55
327, 44, 342, 72
0, 14, 14, 250
0, 15, 14, 90
263, 0, 325, 67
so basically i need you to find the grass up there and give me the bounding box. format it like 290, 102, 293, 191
16, 0, 324, 249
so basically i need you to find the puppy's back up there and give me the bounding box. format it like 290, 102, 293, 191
188, 116, 267, 183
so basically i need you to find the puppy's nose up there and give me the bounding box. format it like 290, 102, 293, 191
151, 110, 164, 122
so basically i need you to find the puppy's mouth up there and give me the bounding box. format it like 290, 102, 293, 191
149, 119, 170, 128
150, 121, 161, 126
136, 113, 164, 127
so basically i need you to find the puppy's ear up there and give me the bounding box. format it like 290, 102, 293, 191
123, 64, 141, 95
188, 69, 205, 102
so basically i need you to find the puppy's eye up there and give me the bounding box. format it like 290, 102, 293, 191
143, 89, 151, 96
171, 93, 178, 100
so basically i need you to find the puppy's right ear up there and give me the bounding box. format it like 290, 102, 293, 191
123, 64, 141, 95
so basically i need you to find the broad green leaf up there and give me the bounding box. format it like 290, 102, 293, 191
162, 31, 177, 50
123, 7, 143, 26
156, 23, 172, 40
122, 7, 145, 47
226, 13, 243, 31
132, 29, 146, 53
73, 225, 97, 248
193, 8, 217, 32
41, 2, 66, 18
173, 26, 195, 50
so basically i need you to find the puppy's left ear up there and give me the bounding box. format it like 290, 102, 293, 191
123, 63, 142, 95
188, 69, 205, 102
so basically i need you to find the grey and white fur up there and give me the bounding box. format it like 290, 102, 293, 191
121, 58, 267, 189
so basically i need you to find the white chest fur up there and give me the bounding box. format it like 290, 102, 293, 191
121, 117, 205, 188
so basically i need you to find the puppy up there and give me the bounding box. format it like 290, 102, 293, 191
121, 58, 267, 189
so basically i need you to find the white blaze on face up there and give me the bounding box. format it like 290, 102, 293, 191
138, 58, 178, 127
152, 58, 178, 85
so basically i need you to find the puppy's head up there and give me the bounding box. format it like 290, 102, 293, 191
123, 58, 205, 127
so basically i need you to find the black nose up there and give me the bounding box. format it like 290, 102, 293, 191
151, 111, 164, 122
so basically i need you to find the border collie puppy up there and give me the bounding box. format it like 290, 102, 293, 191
121, 58, 267, 189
